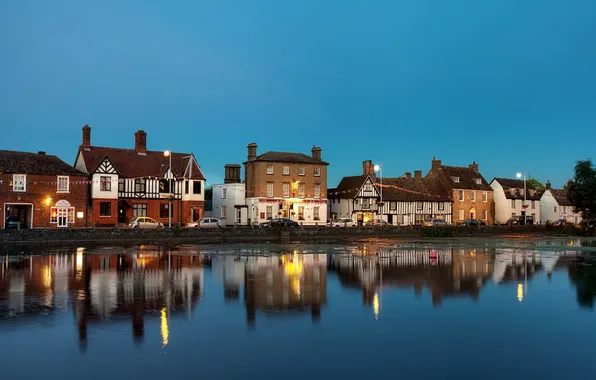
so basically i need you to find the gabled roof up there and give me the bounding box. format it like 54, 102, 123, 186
77, 146, 205, 180
492, 178, 542, 200
431, 165, 492, 191
380, 177, 451, 202
550, 189, 572, 206
0, 150, 85, 176
328, 175, 368, 198
245, 151, 329, 165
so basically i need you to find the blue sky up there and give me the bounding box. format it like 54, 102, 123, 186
2, 0, 595, 187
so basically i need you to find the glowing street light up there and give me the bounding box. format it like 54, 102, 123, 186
516, 172, 527, 226
164, 150, 172, 228
374, 164, 383, 221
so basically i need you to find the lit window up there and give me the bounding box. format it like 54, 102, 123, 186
298, 184, 305, 198
266, 206, 273, 219
13, 174, 26, 192
57, 176, 69, 192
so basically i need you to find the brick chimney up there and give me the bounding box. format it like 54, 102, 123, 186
546, 180, 551, 190
431, 156, 442, 172
362, 160, 375, 176
469, 161, 479, 172
82, 124, 91, 150
414, 170, 422, 180
247, 143, 257, 161
312, 146, 322, 161
134, 130, 147, 154
224, 164, 241, 184
405, 172, 411, 179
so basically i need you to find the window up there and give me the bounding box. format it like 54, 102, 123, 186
12, 174, 26, 192
185, 180, 189, 194
397, 214, 404, 225
298, 184, 305, 198
458, 210, 465, 221
52, 207, 75, 224
471, 191, 476, 202
531, 213, 536, 219
118, 179, 124, 192
266, 206, 273, 219
313, 207, 320, 220
458, 190, 464, 201
482, 192, 488, 202
362, 198, 370, 208
160, 204, 170, 218
133, 203, 147, 217
57, 176, 69, 192
283, 166, 290, 175
438, 202, 445, 211
267, 165, 274, 175
222, 187, 227, 199
221, 206, 227, 219
512, 212, 516, 217
298, 166, 305, 176
50, 208, 57, 223
314, 167, 321, 177
193, 181, 202, 194
134, 179, 146, 192
451, 176, 460, 183
68, 208, 75, 223
475, 178, 482, 185
283, 183, 290, 198
99, 202, 111, 217
390, 201, 396, 210
314, 184, 321, 199
298, 206, 304, 220
267, 182, 274, 198
100, 176, 111, 191
415, 214, 424, 225
482, 210, 488, 220
159, 179, 170, 193
531, 200, 535, 209
511, 199, 516, 208
554, 206, 557, 213
416, 202, 423, 210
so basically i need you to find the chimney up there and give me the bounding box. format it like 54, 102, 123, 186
312, 146, 322, 161
134, 130, 147, 154
431, 156, 442, 172
414, 170, 422, 180
546, 180, 551, 190
247, 143, 257, 161
362, 160, 375, 176
38, 151, 46, 155
82, 124, 91, 150
405, 172, 412, 179
224, 164, 242, 184
469, 161, 479, 172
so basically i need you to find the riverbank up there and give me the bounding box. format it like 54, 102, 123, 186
0, 225, 585, 246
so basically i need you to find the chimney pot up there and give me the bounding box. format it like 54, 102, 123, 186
38, 151, 46, 155
469, 161, 479, 172
431, 157, 442, 172
134, 130, 147, 154
247, 143, 257, 161
82, 124, 91, 150
405, 172, 412, 179
224, 164, 242, 184
546, 180, 551, 190
414, 170, 422, 180
311, 146, 322, 161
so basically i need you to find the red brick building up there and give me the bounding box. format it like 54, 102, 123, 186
73, 125, 206, 226
0, 150, 91, 228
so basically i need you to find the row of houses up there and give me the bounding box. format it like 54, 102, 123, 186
0, 125, 582, 229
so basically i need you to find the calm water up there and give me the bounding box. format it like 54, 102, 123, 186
1, 238, 596, 380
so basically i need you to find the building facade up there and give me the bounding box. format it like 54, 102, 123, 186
0, 150, 91, 228
74, 125, 206, 226
425, 157, 495, 224
244, 143, 328, 225
490, 177, 542, 224
211, 164, 249, 225
540, 182, 582, 224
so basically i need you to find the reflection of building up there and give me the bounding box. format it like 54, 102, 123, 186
243, 253, 327, 324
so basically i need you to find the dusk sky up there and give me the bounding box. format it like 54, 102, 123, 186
2, 0, 595, 187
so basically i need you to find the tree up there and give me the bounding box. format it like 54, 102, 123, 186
567, 159, 596, 232
205, 186, 213, 200
528, 178, 545, 192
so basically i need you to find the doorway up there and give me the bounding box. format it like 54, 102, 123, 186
192, 207, 203, 223
57, 208, 68, 227
469, 207, 476, 219
4, 204, 33, 229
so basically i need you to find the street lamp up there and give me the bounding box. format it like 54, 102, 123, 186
374, 164, 383, 221
164, 150, 172, 228
516, 172, 526, 226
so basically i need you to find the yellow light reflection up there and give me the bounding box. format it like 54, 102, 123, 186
291, 277, 301, 297
517, 284, 523, 302
373, 292, 380, 320
282, 254, 303, 277
43, 265, 52, 288
161, 307, 169, 348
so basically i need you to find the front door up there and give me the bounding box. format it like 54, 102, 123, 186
118, 206, 126, 224
469, 207, 476, 219
57, 208, 68, 227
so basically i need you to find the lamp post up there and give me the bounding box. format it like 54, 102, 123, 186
516, 172, 527, 226
374, 164, 383, 221
164, 150, 172, 228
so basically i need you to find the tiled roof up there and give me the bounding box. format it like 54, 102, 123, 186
248, 151, 329, 165
79, 146, 206, 180
328, 175, 368, 198
550, 189, 572, 206
0, 150, 85, 176
380, 177, 451, 202
493, 178, 542, 200
432, 166, 493, 191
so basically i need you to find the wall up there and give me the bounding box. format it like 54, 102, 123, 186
329, 198, 352, 220
211, 183, 247, 225
540, 190, 582, 224
451, 189, 494, 224
491, 181, 540, 224
246, 198, 327, 225
245, 161, 327, 199
91, 173, 118, 200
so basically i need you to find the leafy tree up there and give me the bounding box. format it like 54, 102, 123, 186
205, 186, 213, 200
528, 178, 545, 192
567, 159, 596, 232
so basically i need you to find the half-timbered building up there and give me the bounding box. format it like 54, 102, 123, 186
74, 125, 206, 226
328, 160, 452, 226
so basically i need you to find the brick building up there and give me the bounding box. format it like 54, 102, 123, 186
425, 157, 495, 224
0, 150, 90, 228
73, 125, 206, 226
243, 143, 329, 225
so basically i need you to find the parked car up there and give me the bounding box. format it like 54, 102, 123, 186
457, 219, 486, 227
330, 218, 356, 227
188, 217, 225, 229
365, 218, 389, 227
506, 215, 534, 226
423, 218, 449, 227
553, 218, 573, 227
5, 216, 26, 229
268, 218, 299, 228
129, 216, 164, 229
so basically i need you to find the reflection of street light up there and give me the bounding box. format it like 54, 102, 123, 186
164, 150, 172, 228
374, 164, 383, 221
516, 172, 527, 225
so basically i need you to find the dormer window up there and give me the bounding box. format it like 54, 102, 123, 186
451, 176, 460, 183
475, 178, 482, 185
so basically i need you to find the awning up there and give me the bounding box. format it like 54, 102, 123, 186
234, 205, 248, 208
118, 200, 131, 208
